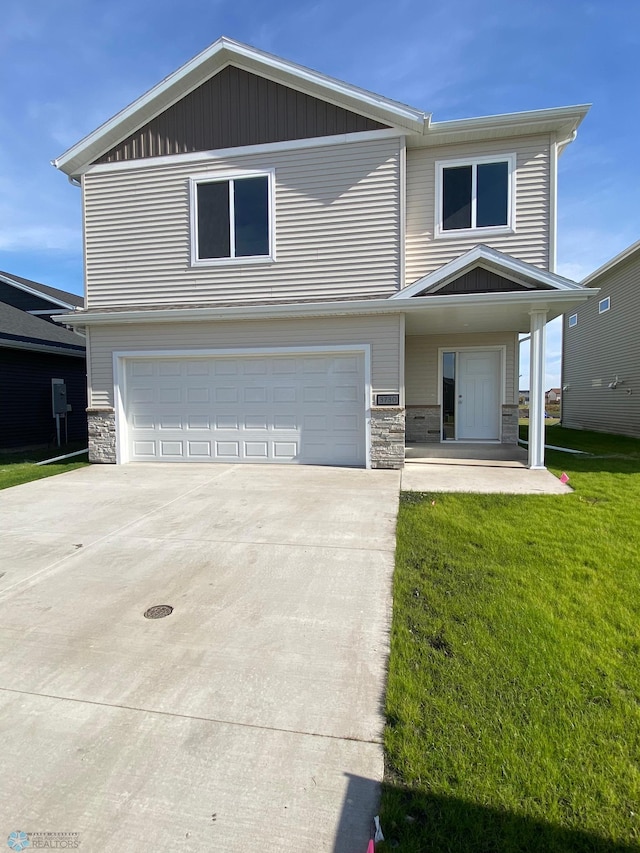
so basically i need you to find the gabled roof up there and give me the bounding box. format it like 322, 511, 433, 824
53, 37, 427, 177
0, 270, 83, 310
0, 301, 85, 353
391, 245, 586, 300
581, 238, 640, 285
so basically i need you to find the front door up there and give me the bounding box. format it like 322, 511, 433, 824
457, 350, 501, 440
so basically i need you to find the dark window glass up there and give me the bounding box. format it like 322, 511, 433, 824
197, 182, 230, 258
442, 352, 456, 440
476, 161, 509, 227
234, 176, 269, 257
442, 165, 472, 230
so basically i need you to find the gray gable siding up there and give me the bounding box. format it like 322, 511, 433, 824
422, 268, 547, 296
95, 65, 388, 164
562, 249, 640, 438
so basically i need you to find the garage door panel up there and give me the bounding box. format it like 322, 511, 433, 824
125, 352, 366, 466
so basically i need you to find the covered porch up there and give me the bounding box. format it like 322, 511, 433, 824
393, 246, 596, 470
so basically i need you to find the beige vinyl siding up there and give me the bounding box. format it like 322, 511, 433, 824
84, 136, 401, 308
563, 251, 640, 438
89, 314, 403, 408
405, 135, 551, 286
405, 332, 518, 405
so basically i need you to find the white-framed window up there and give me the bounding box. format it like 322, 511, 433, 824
189, 170, 275, 265
568, 313, 578, 328
598, 296, 611, 314
435, 153, 516, 238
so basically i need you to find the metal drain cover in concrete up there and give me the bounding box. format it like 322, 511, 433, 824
144, 605, 173, 619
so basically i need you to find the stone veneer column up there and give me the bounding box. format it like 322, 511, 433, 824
370, 407, 405, 469
405, 405, 441, 443
87, 408, 117, 463
501, 404, 519, 444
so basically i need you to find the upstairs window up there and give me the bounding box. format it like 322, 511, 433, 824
598, 296, 611, 314
190, 172, 273, 264
436, 155, 515, 236
568, 314, 578, 328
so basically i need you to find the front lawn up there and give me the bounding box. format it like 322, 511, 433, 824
0, 445, 89, 491
381, 428, 640, 852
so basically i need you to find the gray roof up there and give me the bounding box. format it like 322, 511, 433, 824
0, 270, 83, 309
0, 301, 85, 351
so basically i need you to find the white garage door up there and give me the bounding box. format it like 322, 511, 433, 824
123, 352, 366, 466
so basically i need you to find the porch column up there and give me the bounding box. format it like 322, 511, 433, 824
528, 309, 548, 469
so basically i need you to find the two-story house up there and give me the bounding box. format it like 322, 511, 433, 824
54, 37, 597, 470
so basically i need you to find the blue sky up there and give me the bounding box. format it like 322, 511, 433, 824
1, 0, 639, 386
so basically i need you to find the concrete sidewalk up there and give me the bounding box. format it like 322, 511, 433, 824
0, 464, 400, 853
403, 444, 572, 494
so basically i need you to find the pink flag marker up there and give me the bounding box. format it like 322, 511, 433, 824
559, 472, 570, 484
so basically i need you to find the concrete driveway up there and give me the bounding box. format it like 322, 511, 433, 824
0, 464, 400, 852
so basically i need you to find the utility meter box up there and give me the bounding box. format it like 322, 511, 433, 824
52, 379, 67, 416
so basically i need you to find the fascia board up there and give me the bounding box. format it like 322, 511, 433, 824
53, 37, 426, 177
0, 274, 78, 310
581, 239, 640, 285
56, 289, 598, 328
0, 338, 85, 357
416, 104, 591, 148
393, 246, 584, 299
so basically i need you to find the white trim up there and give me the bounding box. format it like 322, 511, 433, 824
437, 345, 506, 442
189, 168, 275, 266
85, 326, 93, 408
598, 296, 611, 314
81, 128, 403, 176
399, 313, 406, 409
549, 136, 558, 273
27, 309, 67, 316
568, 313, 578, 328
399, 136, 407, 291
425, 104, 590, 143
58, 288, 595, 328
0, 274, 79, 310
434, 153, 516, 239
53, 37, 425, 175
113, 344, 372, 467
528, 310, 547, 469
393, 244, 586, 300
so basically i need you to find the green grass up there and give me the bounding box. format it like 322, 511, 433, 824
0, 444, 89, 491
381, 429, 640, 852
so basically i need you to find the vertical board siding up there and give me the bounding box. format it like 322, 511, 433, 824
96, 65, 388, 163
84, 137, 401, 307
563, 252, 640, 438
405, 332, 518, 406
89, 314, 403, 408
0, 349, 87, 448
405, 135, 551, 286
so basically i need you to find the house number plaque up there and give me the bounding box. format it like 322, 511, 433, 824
376, 393, 400, 406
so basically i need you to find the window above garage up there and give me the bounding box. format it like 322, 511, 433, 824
190, 170, 275, 265
435, 154, 516, 238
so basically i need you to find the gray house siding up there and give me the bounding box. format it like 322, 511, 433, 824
562, 248, 640, 438
96, 65, 388, 164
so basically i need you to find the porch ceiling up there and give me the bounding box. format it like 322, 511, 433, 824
403, 291, 594, 335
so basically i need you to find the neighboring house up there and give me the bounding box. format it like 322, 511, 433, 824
562, 239, 640, 439
546, 388, 561, 403
53, 37, 597, 470
519, 390, 530, 405
0, 271, 87, 449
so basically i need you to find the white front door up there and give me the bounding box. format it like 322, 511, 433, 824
457, 350, 501, 440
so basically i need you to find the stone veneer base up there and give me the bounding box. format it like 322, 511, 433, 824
501, 404, 519, 444
87, 408, 117, 463
405, 405, 441, 443
370, 407, 405, 469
